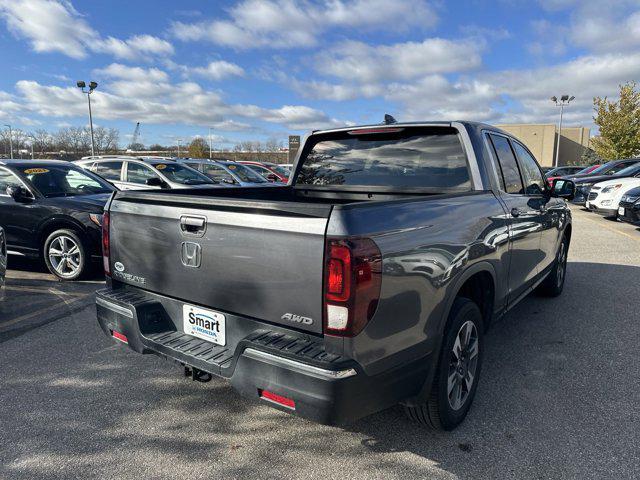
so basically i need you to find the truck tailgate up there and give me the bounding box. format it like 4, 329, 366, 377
108, 193, 332, 335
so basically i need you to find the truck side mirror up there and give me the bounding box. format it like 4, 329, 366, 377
550, 179, 576, 199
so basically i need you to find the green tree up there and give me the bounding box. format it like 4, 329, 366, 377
591, 82, 640, 160
188, 137, 208, 158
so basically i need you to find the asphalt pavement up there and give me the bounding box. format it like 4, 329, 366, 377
0, 207, 639, 479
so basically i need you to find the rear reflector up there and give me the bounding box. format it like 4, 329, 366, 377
111, 330, 128, 344
102, 211, 111, 276
259, 389, 295, 409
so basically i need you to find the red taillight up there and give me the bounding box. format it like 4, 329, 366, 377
111, 330, 128, 343
323, 238, 382, 337
327, 244, 351, 302
259, 389, 295, 409
102, 211, 110, 276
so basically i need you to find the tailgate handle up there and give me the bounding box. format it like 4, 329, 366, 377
180, 215, 207, 235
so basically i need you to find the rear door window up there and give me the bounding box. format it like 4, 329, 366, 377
296, 127, 470, 191
489, 134, 524, 195
94, 161, 123, 181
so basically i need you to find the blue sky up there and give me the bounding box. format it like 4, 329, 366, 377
0, 0, 639, 147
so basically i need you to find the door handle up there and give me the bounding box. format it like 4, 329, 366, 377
511, 207, 521, 218
180, 215, 207, 236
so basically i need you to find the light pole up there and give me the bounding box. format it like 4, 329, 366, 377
3, 124, 13, 159
550, 95, 575, 168
208, 127, 213, 159
76, 80, 98, 156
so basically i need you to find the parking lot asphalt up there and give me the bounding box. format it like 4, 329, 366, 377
0, 207, 639, 480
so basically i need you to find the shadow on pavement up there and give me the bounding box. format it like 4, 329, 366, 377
0, 262, 639, 479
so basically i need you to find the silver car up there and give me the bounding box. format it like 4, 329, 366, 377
177, 159, 275, 187
77, 157, 222, 190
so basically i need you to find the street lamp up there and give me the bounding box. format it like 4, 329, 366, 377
3, 124, 12, 159
550, 95, 575, 168
208, 127, 213, 159
76, 80, 98, 156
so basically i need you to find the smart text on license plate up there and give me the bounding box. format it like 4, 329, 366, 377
618, 207, 625, 216
183, 305, 226, 346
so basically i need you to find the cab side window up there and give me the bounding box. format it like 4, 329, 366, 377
512, 141, 546, 195
489, 134, 524, 194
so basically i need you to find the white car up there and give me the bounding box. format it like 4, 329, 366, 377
586, 177, 640, 217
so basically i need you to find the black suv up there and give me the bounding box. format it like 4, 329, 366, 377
0, 160, 114, 280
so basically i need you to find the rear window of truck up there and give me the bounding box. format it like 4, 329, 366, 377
296, 127, 471, 191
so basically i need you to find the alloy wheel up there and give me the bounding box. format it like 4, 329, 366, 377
48, 235, 82, 278
556, 241, 567, 287
448, 320, 479, 411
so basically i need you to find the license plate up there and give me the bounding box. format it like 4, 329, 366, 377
618, 207, 625, 216
183, 305, 226, 346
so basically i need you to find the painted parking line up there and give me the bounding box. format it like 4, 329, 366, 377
0, 292, 92, 330
580, 215, 640, 243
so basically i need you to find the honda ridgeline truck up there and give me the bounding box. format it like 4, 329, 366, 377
96, 121, 575, 430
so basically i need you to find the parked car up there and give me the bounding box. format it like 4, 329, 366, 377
545, 166, 587, 177
96, 121, 575, 430
176, 159, 274, 187
545, 164, 598, 187
239, 161, 289, 183
0, 160, 115, 280
0, 226, 6, 299
618, 186, 640, 225
561, 159, 640, 204
77, 157, 219, 190
585, 171, 640, 217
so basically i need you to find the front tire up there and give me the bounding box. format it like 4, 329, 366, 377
537, 234, 569, 297
43, 229, 87, 281
405, 297, 484, 430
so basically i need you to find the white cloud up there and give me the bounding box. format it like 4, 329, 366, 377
0, 0, 174, 60
315, 38, 483, 83
171, 0, 438, 49
7, 64, 348, 131
191, 61, 245, 81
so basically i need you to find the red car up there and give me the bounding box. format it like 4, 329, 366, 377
546, 164, 600, 187
239, 161, 289, 183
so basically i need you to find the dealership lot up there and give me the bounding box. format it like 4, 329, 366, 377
0, 207, 639, 480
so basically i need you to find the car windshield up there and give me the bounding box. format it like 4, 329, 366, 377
21, 165, 113, 197
152, 163, 213, 185
615, 163, 640, 176
577, 165, 597, 174
296, 127, 471, 191
224, 163, 267, 183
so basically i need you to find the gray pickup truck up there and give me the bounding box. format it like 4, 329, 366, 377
96, 121, 575, 430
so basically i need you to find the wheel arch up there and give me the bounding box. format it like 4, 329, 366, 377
37, 217, 88, 255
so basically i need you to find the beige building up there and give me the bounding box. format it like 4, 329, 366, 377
495, 124, 590, 167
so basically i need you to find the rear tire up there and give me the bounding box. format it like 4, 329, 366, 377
404, 297, 484, 430
43, 229, 87, 281
536, 234, 569, 297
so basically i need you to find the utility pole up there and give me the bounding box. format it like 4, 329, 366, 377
550, 95, 575, 168
208, 127, 213, 159
4, 124, 13, 159
76, 81, 98, 156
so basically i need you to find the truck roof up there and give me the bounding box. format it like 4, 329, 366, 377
312, 120, 506, 136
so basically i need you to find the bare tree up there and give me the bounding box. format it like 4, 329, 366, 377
93, 127, 119, 154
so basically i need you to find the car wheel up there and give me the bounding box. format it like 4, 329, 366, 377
43, 229, 87, 281
536, 234, 569, 297
404, 297, 484, 430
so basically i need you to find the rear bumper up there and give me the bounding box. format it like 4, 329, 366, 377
96, 287, 430, 425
